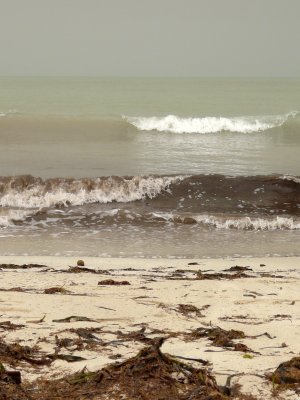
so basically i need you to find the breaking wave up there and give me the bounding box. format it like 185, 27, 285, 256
0, 109, 19, 117
281, 175, 300, 184
0, 175, 183, 209
151, 213, 300, 230
0, 173, 299, 231
125, 111, 298, 134
2, 208, 299, 231
0, 209, 32, 228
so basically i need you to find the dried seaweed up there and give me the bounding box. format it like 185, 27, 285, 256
48, 354, 87, 363
185, 327, 257, 353
52, 316, 97, 323
259, 272, 284, 278
0, 321, 25, 331
54, 327, 105, 351
224, 266, 253, 272
0, 287, 26, 292
0, 264, 48, 270
176, 304, 204, 317
0, 369, 29, 400
269, 357, 300, 385
188, 326, 245, 342
98, 279, 130, 285
0, 339, 50, 367
44, 287, 71, 294
27, 315, 46, 324
28, 338, 229, 399
195, 270, 252, 280
66, 266, 110, 274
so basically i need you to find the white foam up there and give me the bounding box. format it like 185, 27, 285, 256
151, 213, 300, 230
0, 210, 32, 228
0, 109, 19, 117
0, 176, 183, 209
124, 111, 298, 134
280, 175, 300, 184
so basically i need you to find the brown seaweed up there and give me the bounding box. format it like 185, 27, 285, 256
28, 338, 229, 399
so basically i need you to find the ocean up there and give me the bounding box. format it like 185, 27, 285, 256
0, 77, 299, 258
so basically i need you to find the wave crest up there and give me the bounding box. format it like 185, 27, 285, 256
152, 213, 300, 230
0, 109, 19, 118
0, 175, 183, 209
125, 111, 298, 134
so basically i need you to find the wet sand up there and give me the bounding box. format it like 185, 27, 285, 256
0, 256, 299, 399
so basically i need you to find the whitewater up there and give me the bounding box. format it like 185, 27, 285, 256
0, 77, 299, 257
125, 111, 298, 134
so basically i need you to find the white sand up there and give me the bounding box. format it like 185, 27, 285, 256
0, 256, 299, 399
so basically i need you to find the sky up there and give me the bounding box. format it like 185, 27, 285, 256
0, 0, 299, 76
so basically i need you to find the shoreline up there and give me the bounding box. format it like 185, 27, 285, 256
1, 254, 299, 267
0, 256, 299, 399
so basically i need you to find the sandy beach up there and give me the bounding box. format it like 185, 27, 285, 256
0, 256, 299, 399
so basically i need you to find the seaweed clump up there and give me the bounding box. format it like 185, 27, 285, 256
29, 338, 229, 399
269, 356, 300, 386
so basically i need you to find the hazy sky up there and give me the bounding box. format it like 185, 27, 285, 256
0, 0, 299, 76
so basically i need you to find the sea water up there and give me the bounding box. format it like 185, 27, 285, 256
0, 77, 299, 257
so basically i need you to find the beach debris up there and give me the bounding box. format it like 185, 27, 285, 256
53, 328, 104, 352
224, 265, 253, 272
54, 336, 78, 350
65, 265, 111, 274
169, 269, 193, 278
176, 303, 204, 317
0, 287, 25, 292
113, 327, 152, 344
269, 357, 300, 385
188, 262, 199, 265
52, 316, 97, 323
170, 354, 210, 366
249, 332, 274, 340
0, 364, 27, 400
0, 321, 25, 331
28, 338, 229, 399
243, 354, 254, 359
48, 354, 87, 363
219, 315, 265, 325
0, 339, 50, 367
96, 305, 116, 311
195, 270, 252, 280
98, 279, 130, 285
186, 326, 257, 353
70, 327, 102, 340
66, 328, 105, 350
27, 314, 46, 324
259, 272, 284, 278
167, 269, 254, 281
0, 364, 21, 384
77, 259, 85, 266
44, 286, 71, 294
109, 353, 122, 360
188, 326, 245, 341
246, 291, 263, 297
0, 263, 48, 270
272, 314, 292, 320
243, 294, 256, 298
157, 302, 209, 319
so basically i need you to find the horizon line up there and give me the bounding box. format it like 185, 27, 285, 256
1, 75, 300, 79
